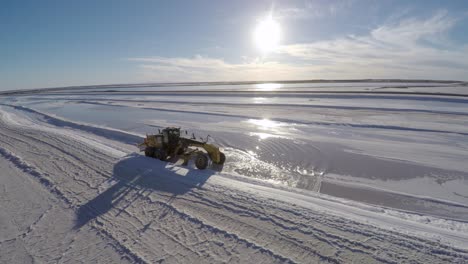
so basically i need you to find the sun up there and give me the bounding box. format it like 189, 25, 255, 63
254, 16, 281, 53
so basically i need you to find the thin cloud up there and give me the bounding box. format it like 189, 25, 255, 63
131, 11, 468, 82
278, 10, 467, 65
275, 0, 355, 20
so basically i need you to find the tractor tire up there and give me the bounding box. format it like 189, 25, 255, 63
213, 152, 226, 165
218, 152, 226, 164
154, 149, 167, 161
145, 147, 155, 157
195, 153, 209, 170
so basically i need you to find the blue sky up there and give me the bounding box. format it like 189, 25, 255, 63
1, 0, 468, 90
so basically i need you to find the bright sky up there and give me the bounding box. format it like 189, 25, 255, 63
1, 0, 468, 90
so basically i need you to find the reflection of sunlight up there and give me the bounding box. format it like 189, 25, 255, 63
252, 97, 267, 104
251, 132, 275, 140
248, 118, 281, 130
249, 132, 290, 140
255, 83, 282, 91
246, 118, 293, 140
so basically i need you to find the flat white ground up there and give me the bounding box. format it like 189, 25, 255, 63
1, 81, 468, 263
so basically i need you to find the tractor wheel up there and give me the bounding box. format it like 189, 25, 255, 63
218, 152, 226, 164
145, 147, 155, 157
195, 153, 209, 170
213, 152, 226, 165
154, 149, 167, 161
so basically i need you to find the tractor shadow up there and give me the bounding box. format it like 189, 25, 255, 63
74, 153, 219, 229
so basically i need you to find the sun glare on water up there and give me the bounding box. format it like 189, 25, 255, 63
255, 83, 282, 91
254, 15, 281, 53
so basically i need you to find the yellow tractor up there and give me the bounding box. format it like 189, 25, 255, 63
138, 127, 225, 170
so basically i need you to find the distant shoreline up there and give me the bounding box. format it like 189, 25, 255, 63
1, 79, 466, 96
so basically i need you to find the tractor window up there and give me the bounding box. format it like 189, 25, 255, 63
169, 130, 180, 136
162, 131, 169, 144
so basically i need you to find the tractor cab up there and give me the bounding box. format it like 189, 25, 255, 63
161, 127, 181, 146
